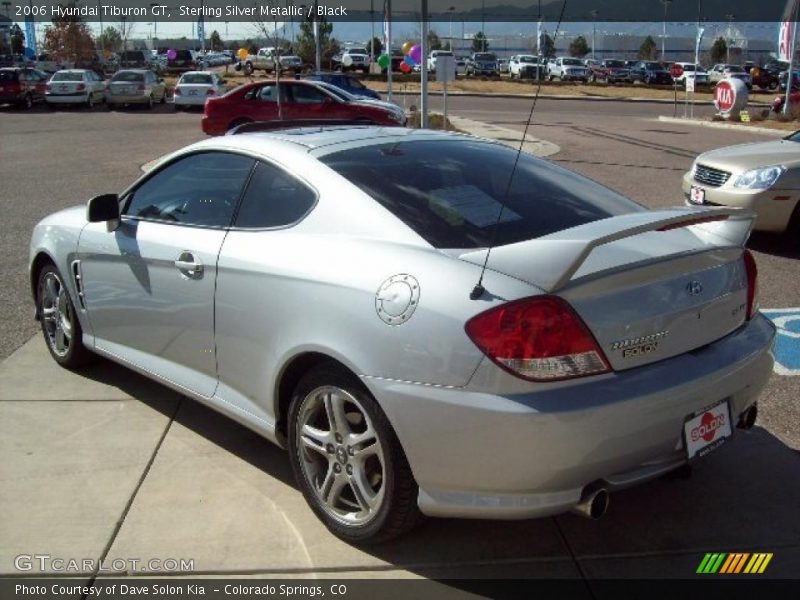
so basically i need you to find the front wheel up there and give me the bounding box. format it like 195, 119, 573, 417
37, 264, 92, 368
288, 365, 421, 544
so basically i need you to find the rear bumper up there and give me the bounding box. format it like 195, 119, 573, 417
364, 315, 775, 519
106, 94, 150, 104
174, 95, 210, 106
45, 93, 90, 104
201, 115, 226, 136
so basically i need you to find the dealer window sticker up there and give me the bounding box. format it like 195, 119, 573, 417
429, 184, 521, 228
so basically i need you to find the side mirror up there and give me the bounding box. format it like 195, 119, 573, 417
87, 193, 120, 224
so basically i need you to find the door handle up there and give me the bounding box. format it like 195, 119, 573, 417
174, 251, 204, 277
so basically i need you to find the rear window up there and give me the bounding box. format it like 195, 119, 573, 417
181, 73, 212, 84
475, 53, 495, 61
52, 72, 84, 81
562, 58, 582, 66
0, 70, 19, 82
320, 140, 642, 249
112, 72, 144, 82
171, 50, 193, 61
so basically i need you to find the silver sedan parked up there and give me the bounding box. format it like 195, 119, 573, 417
105, 69, 166, 108
29, 126, 774, 543
45, 69, 106, 108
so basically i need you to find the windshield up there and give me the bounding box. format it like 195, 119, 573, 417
313, 82, 355, 102
320, 140, 642, 249
52, 72, 84, 81
519, 56, 537, 63
475, 53, 495, 61
604, 60, 624, 68
786, 130, 800, 142
181, 73, 213, 84
111, 72, 144, 82
346, 48, 368, 55
726, 66, 744, 72
562, 58, 582, 66
681, 64, 696, 71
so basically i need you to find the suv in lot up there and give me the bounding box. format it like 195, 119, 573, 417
337, 47, 370, 73
0, 67, 48, 109
427, 49, 454, 72
466, 52, 498, 76
587, 59, 631, 83
708, 64, 752, 88
629, 61, 672, 85
508, 55, 543, 79
547, 57, 589, 82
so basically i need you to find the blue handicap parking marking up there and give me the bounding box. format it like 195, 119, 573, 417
761, 308, 800, 376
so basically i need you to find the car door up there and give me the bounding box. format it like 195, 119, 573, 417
214, 159, 318, 424
284, 83, 350, 120
243, 82, 282, 120
78, 151, 256, 397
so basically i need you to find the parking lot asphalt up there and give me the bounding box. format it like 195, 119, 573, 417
1, 99, 798, 582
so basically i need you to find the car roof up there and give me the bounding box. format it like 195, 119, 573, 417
188, 126, 477, 158
181, 70, 214, 76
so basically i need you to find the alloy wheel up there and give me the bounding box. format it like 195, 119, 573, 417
295, 385, 386, 526
39, 271, 73, 359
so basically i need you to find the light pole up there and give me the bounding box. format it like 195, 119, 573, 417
590, 9, 598, 60
150, 3, 158, 41
661, 0, 671, 61
725, 13, 734, 63
481, 0, 485, 52
369, 0, 374, 67
448, 6, 454, 51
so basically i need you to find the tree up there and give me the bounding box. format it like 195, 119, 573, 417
711, 36, 727, 63
294, 16, 340, 68
367, 36, 382, 57
210, 30, 224, 51
96, 26, 122, 54
472, 32, 488, 53
569, 35, 590, 58
42, 2, 96, 66
427, 29, 442, 51
638, 35, 659, 60
537, 33, 555, 58
10, 25, 25, 55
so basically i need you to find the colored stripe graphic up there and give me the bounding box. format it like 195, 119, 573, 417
699, 552, 773, 574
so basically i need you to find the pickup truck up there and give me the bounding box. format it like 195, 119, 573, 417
547, 57, 589, 82
333, 47, 370, 73
240, 47, 303, 76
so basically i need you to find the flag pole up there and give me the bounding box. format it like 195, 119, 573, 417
785, 11, 799, 114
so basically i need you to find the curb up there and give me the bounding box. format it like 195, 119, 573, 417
656, 116, 788, 136
447, 115, 561, 158
378, 89, 772, 108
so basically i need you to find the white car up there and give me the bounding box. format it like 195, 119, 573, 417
45, 69, 106, 108
426, 49, 453, 72
672, 62, 709, 86
709, 64, 752, 88
173, 71, 227, 109
508, 54, 542, 79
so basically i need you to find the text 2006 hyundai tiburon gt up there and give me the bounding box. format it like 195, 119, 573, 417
29, 126, 775, 542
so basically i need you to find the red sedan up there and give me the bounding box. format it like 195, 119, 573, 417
202, 80, 406, 135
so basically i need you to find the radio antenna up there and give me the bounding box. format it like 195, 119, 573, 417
470, 0, 568, 300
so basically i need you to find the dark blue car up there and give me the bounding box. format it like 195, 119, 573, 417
303, 72, 380, 100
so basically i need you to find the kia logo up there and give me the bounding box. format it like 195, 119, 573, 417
687, 281, 703, 295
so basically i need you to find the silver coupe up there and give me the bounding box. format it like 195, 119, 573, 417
29, 126, 775, 543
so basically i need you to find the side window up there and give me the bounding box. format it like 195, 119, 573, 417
233, 161, 316, 229
290, 84, 327, 104
125, 152, 255, 227
256, 84, 278, 102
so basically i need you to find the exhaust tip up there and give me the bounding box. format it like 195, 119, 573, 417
572, 487, 609, 520
738, 404, 758, 430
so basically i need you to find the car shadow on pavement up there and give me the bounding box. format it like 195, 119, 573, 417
73, 356, 800, 580
748, 231, 799, 259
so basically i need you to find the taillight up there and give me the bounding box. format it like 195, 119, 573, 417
77, 83, 85, 91
465, 296, 611, 381
46, 83, 51, 92
174, 87, 181, 95
743, 249, 759, 320
206, 88, 215, 95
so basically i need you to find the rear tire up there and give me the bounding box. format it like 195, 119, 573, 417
787, 203, 800, 248
288, 365, 422, 544
36, 264, 93, 369
22, 93, 33, 110
227, 117, 252, 132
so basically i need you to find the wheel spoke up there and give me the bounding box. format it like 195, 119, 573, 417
320, 469, 347, 508
41, 306, 56, 323
324, 391, 351, 436
300, 424, 330, 456
54, 326, 67, 352
45, 275, 59, 303
350, 469, 379, 512
349, 426, 379, 459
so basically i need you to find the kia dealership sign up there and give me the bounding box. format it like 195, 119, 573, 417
714, 78, 748, 119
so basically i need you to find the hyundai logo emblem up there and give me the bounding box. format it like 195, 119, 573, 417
687, 281, 703, 295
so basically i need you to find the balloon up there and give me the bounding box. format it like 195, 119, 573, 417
342, 54, 353, 67
377, 54, 390, 69
401, 41, 414, 56
237, 47, 249, 60
166, 48, 177, 60
409, 45, 422, 64
403, 55, 416, 67
399, 61, 411, 73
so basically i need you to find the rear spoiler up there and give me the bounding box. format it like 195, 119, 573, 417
459, 207, 755, 293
